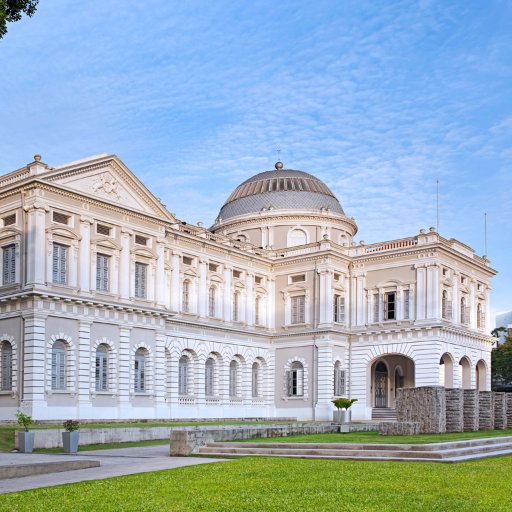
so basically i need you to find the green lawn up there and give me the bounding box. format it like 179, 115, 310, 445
1, 456, 511, 511
242, 428, 512, 445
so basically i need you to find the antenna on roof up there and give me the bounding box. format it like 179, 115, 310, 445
436, 179, 440, 232
275, 148, 283, 170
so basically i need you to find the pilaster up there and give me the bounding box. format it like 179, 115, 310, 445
79, 216, 93, 293
25, 202, 48, 286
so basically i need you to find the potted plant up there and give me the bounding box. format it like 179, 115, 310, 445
16, 410, 35, 453
332, 398, 358, 432
62, 420, 80, 454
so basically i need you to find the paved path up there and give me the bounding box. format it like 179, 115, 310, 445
0, 445, 226, 494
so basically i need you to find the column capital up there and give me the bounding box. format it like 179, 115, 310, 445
23, 200, 49, 213
121, 228, 133, 236
80, 215, 94, 225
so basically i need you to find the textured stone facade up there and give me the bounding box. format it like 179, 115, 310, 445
379, 421, 420, 435
507, 394, 512, 429
493, 392, 507, 430
396, 386, 446, 434
478, 391, 495, 430
463, 389, 480, 432
445, 388, 464, 432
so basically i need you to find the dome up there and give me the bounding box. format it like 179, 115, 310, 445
216, 166, 344, 222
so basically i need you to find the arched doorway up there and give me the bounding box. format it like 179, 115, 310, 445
459, 357, 471, 389
371, 355, 415, 409
476, 360, 487, 391
439, 353, 454, 387
374, 361, 388, 408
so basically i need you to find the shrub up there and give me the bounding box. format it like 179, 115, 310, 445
63, 420, 80, 432
332, 398, 358, 411
15, 410, 33, 432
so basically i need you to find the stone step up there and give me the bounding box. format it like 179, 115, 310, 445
0, 459, 100, 480
197, 436, 512, 463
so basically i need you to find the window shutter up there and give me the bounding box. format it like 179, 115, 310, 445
96, 254, 109, 292
286, 370, 292, 396
179, 357, 188, 395
252, 364, 259, 397
373, 293, 379, 322
135, 263, 147, 298
1, 343, 12, 391
403, 290, 410, 319
2, 245, 16, 285
52, 244, 67, 284
296, 367, 304, 396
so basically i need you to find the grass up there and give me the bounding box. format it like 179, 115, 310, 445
34, 438, 169, 453
242, 428, 512, 445
1, 455, 511, 511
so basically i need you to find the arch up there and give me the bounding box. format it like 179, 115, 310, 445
0, 340, 13, 391
287, 228, 308, 247
475, 359, 487, 391
333, 360, 346, 396
95, 343, 109, 391
91, 338, 117, 394
47, 334, 75, 392
283, 357, 308, 399
459, 356, 472, 389
134, 347, 149, 392
439, 352, 454, 388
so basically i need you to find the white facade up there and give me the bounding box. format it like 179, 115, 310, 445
0, 154, 496, 421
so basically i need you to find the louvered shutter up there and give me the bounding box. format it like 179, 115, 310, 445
135, 263, 147, 298
52, 244, 67, 284
403, 290, 410, 319
2, 245, 15, 285
373, 293, 379, 322
286, 370, 292, 396
252, 363, 259, 397
52, 343, 66, 390
179, 356, 188, 395
205, 359, 214, 396
229, 361, 237, 397
96, 254, 109, 292
1, 343, 12, 391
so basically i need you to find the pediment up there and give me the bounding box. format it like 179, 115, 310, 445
42, 155, 174, 220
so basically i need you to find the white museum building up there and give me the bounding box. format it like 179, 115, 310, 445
0, 154, 496, 422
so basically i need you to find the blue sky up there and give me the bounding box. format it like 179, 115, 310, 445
1, 0, 511, 321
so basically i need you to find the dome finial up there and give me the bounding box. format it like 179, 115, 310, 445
275, 161, 284, 170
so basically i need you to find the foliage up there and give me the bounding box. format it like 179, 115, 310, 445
63, 420, 80, 432
0, 0, 39, 39
1, 455, 512, 511
491, 335, 512, 388
331, 397, 358, 410
15, 410, 33, 432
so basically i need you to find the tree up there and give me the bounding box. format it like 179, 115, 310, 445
491, 334, 512, 389
0, 0, 39, 39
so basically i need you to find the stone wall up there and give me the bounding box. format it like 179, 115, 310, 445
445, 388, 464, 433
494, 392, 507, 430
379, 422, 420, 435
396, 386, 446, 434
463, 390, 479, 432
478, 391, 495, 430
507, 394, 512, 429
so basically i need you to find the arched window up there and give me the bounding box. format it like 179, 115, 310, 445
288, 229, 307, 247
477, 303, 483, 329
229, 360, 239, 397
287, 361, 304, 396
95, 344, 109, 391
182, 280, 190, 312
134, 348, 147, 392
205, 357, 215, 396
237, 234, 248, 243
51, 340, 66, 390
254, 296, 261, 325
178, 355, 189, 395
252, 362, 260, 397
333, 361, 345, 396
233, 291, 240, 322
208, 286, 216, 317
460, 296, 468, 324
1, 341, 13, 391
442, 290, 448, 319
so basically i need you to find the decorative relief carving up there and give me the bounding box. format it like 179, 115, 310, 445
91, 173, 121, 200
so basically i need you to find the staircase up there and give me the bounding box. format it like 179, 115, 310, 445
371, 408, 397, 422
197, 436, 512, 463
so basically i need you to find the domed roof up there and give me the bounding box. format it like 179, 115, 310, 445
216, 165, 344, 222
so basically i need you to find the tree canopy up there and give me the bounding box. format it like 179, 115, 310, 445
491, 334, 512, 388
0, 0, 39, 39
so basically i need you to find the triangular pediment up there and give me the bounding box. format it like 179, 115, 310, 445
41, 155, 175, 220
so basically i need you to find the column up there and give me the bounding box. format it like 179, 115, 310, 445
198, 259, 207, 317
426, 264, 440, 319
415, 265, 427, 320
452, 272, 459, 323
267, 276, 276, 329
117, 327, 131, 415
155, 241, 166, 306
246, 273, 254, 326
119, 229, 132, 300
223, 266, 232, 322
79, 217, 93, 293
318, 269, 333, 326
470, 279, 477, 329
397, 286, 403, 321
154, 331, 167, 416
268, 226, 275, 248
356, 274, 365, 325
315, 342, 333, 420
25, 203, 47, 286
77, 320, 93, 415
170, 252, 181, 312
261, 226, 268, 248
350, 276, 357, 326
20, 314, 47, 415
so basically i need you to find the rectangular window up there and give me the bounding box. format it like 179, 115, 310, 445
134, 262, 147, 298
52, 243, 68, 284
290, 274, 306, 284
2, 213, 16, 227
96, 253, 110, 292
95, 353, 108, 391
2, 244, 16, 285
52, 211, 70, 225
403, 290, 410, 320
135, 234, 148, 246
254, 276, 262, 284
333, 294, 345, 323
182, 256, 193, 265
334, 367, 346, 396
96, 224, 112, 236
384, 292, 396, 320
208, 263, 219, 272
291, 296, 305, 324
233, 270, 242, 279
